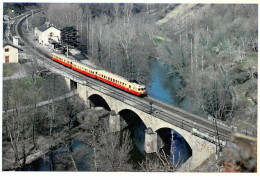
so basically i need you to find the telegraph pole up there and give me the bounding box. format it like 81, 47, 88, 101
149, 101, 153, 114
26, 17, 29, 30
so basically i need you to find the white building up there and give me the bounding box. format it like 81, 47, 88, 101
35, 22, 61, 46
3, 37, 23, 63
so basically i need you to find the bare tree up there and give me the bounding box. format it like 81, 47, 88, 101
97, 130, 133, 171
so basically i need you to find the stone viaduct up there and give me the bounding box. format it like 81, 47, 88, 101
65, 78, 217, 170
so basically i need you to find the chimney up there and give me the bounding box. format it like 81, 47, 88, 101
13, 36, 19, 46
46, 21, 50, 27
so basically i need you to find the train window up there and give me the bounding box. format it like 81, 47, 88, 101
129, 85, 131, 89
138, 88, 140, 91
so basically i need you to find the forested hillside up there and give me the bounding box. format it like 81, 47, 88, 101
155, 4, 257, 134
3, 3, 38, 17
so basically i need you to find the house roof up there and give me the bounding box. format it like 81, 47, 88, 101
37, 24, 60, 32
4, 42, 23, 51
37, 23, 49, 32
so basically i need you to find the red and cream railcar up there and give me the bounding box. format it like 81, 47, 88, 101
96, 70, 146, 96
51, 53, 146, 96
52, 53, 73, 68
52, 53, 97, 78
71, 61, 97, 79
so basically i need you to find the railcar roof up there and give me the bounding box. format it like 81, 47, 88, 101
80, 59, 98, 69
52, 53, 97, 70
52, 53, 76, 61
73, 60, 97, 70
98, 70, 129, 82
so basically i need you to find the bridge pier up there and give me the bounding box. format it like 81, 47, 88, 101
144, 128, 157, 153
109, 110, 121, 132
77, 83, 91, 108
65, 77, 77, 91
86, 99, 92, 109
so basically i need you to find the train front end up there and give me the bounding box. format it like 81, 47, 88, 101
137, 84, 147, 96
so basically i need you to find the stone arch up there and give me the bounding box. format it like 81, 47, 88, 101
88, 94, 111, 111
156, 127, 192, 166
118, 109, 148, 129
118, 109, 147, 154
152, 122, 195, 153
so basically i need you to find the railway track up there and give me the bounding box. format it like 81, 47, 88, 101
16, 10, 232, 144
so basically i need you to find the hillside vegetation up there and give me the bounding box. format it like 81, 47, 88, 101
155, 4, 257, 134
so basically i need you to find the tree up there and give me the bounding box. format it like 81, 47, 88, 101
139, 149, 180, 172
97, 130, 133, 171
77, 110, 133, 171
61, 26, 80, 57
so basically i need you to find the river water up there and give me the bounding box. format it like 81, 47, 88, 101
147, 59, 201, 113
24, 59, 201, 171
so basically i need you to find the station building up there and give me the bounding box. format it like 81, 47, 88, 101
34, 22, 61, 47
